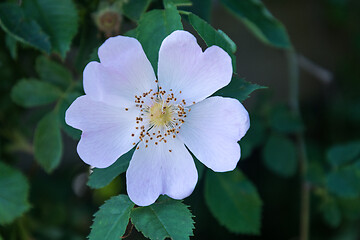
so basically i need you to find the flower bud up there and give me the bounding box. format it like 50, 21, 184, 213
94, 7, 122, 37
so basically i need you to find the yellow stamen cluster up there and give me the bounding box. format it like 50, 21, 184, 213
128, 81, 192, 152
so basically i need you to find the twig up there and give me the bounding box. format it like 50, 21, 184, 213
298, 55, 333, 84
121, 221, 134, 239
286, 48, 310, 240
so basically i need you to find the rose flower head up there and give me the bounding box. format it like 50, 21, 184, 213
65, 30, 250, 206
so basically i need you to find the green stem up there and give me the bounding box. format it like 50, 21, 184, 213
178, 10, 191, 15
286, 48, 310, 240
298, 136, 310, 240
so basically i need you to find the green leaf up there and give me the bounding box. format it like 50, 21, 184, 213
194, 158, 205, 180
220, 0, 291, 48
58, 92, 82, 140
5, 34, 17, 60
136, 8, 183, 71
35, 56, 72, 90
88, 149, 134, 189
23, 0, 78, 58
217, 29, 237, 53
321, 197, 341, 228
0, 162, 30, 225
214, 77, 266, 102
204, 169, 262, 234
0, 3, 51, 53
326, 164, 360, 198
131, 196, 194, 240
122, 0, 151, 21
11, 78, 62, 107
188, 13, 236, 71
327, 141, 360, 167
270, 106, 304, 133
188, 14, 235, 54
34, 111, 63, 173
262, 134, 297, 177
89, 195, 134, 240
124, 28, 137, 38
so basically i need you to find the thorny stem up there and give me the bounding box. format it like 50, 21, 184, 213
286, 48, 310, 240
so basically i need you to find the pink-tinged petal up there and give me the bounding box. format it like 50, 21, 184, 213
126, 128, 198, 206
65, 95, 144, 168
178, 96, 250, 172
83, 36, 157, 106
83, 62, 131, 107
157, 30, 232, 105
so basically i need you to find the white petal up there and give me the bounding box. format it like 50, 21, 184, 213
65, 95, 144, 168
178, 96, 250, 172
126, 128, 198, 206
83, 36, 157, 106
158, 30, 232, 105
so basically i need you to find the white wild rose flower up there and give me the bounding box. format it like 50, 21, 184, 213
65, 30, 250, 206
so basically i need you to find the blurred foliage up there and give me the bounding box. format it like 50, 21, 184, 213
263, 133, 297, 177
0, 0, 359, 239
0, 162, 30, 225
205, 169, 262, 234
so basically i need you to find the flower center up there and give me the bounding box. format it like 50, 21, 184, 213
127, 82, 193, 151
149, 100, 173, 127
